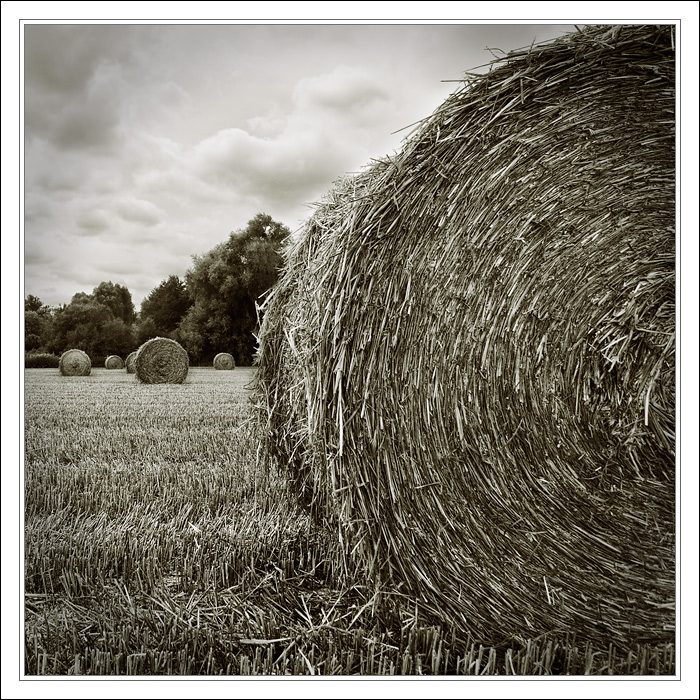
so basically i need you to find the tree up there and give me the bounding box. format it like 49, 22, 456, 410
95, 318, 136, 358
140, 275, 192, 337
135, 316, 159, 346
47, 292, 114, 357
25, 310, 45, 351
25, 295, 53, 351
25, 294, 45, 314
92, 281, 136, 325
180, 213, 290, 365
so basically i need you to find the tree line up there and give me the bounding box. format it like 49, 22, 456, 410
25, 213, 291, 366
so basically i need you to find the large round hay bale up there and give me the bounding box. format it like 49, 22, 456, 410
256, 25, 675, 647
213, 352, 235, 370
125, 351, 137, 373
59, 349, 91, 376
134, 337, 189, 384
104, 355, 124, 370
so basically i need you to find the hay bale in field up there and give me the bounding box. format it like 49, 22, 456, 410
256, 25, 675, 647
134, 337, 189, 384
59, 349, 91, 376
125, 351, 137, 373
104, 355, 124, 370
213, 352, 236, 370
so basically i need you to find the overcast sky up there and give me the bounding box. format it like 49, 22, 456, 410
20, 21, 583, 309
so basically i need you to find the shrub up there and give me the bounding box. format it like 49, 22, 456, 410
25, 353, 61, 369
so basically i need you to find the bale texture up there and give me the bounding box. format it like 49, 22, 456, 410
134, 337, 189, 384
104, 355, 124, 370
59, 349, 91, 376
256, 25, 675, 648
213, 352, 236, 370
125, 351, 137, 374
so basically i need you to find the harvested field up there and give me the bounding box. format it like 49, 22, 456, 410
23, 368, 675, 675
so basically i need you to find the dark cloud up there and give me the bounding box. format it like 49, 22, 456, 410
76, 210, 110, 235
23, 247, 53, 266
24, 25, 143, 149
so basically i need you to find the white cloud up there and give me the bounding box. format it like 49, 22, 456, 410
190, 64, 398, 210
292, 65, 390, 116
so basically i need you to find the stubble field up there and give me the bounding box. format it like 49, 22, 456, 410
23, 368, 674, 676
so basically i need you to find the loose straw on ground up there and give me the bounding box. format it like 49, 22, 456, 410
255, 25, 675, 648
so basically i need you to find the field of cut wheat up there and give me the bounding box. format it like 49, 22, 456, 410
22, 367, 676, 677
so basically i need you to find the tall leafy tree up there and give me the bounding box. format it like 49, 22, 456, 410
25, 311, 46, 351
24, 295, 53, 350
135, 316, 159, 346
25, 294, 46, 314
95, 318, 136, 358
48, 293, 113, 356
180, 213, 290, 365
92, 281, 136, 325
140, 275, 192, 337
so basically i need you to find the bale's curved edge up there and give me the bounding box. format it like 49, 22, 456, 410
213, 352, 236, 370
255, 25, 675, 647
59, 349, 92, 376
125, 351, 137, 373
134, 337, 189, 384
105, 355, 124, 370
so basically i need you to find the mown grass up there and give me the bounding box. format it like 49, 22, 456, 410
23, 368, 675, 676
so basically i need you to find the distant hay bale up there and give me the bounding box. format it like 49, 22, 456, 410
104, 355, 124, 370
256, 25, 675, 648
134, 337, 189, 384
59, 349, 91, 376
213, 352, 235, 370
125, 351, 137, 373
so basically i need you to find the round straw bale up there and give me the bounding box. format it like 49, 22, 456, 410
256, 25, 675, 647
59, 349, 91, 376
125, 351, 137, 373
134, 337, 189, 384
104, 355, 124, 370
213, 352, 235, 370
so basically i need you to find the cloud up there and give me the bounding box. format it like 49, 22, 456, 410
76, 209, 111, 235
23, 26, 140, 152
190, 65, 396, 207
114, 197, 164, 226
292, 65, 390, 115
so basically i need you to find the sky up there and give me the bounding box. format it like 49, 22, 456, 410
19, 20, 585, 310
